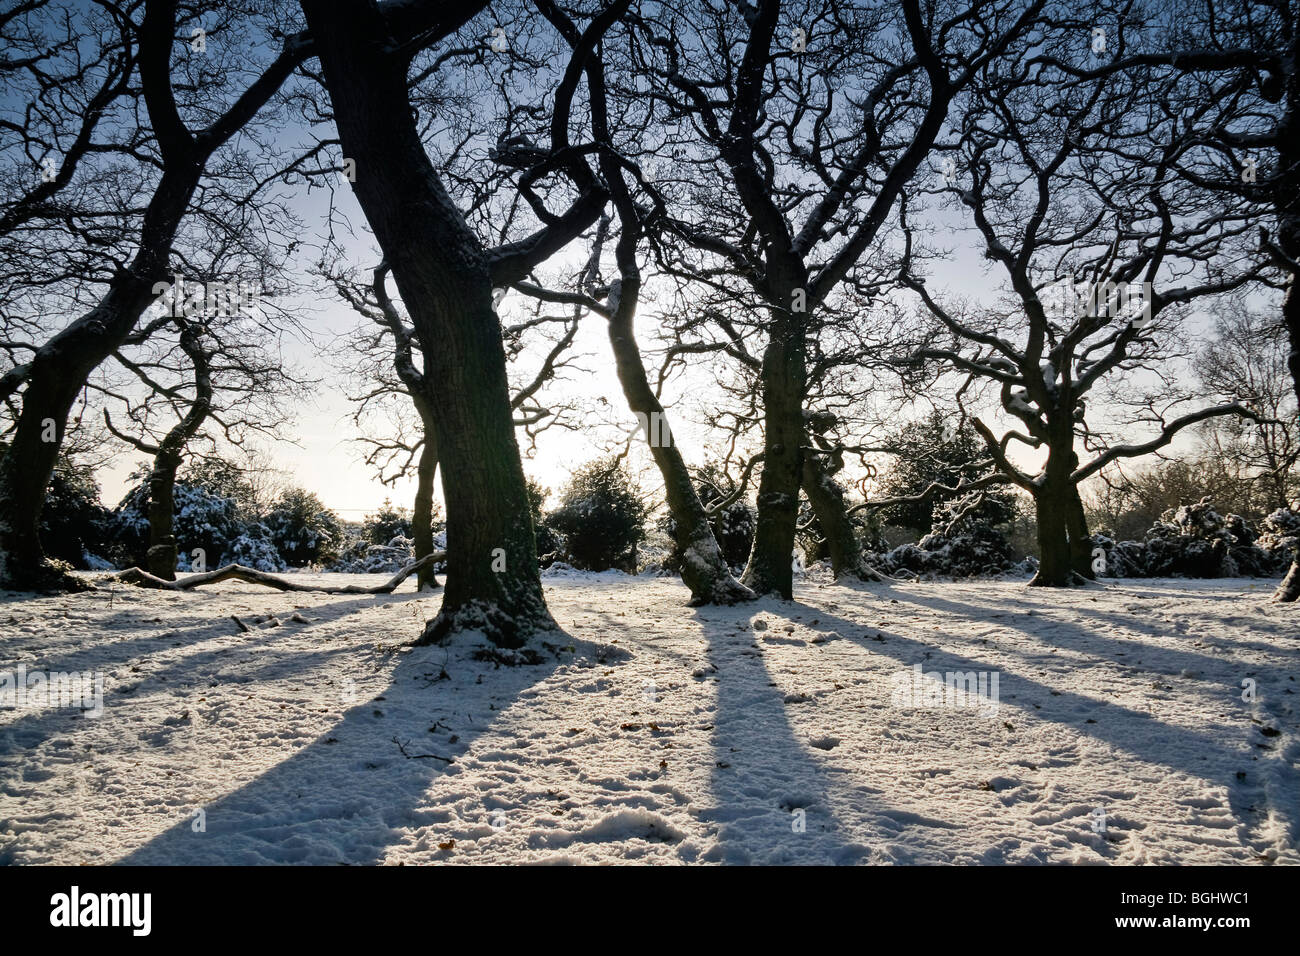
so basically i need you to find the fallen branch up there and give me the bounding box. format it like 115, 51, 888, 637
112, 552, 446, 595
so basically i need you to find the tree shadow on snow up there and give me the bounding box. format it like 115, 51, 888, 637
802, 590, 1299, 855
109, 629, 607, 865
691, 605, 878, 865
0, 592, 419, 759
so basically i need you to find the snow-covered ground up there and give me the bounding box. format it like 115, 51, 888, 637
1, 571, 1296, 865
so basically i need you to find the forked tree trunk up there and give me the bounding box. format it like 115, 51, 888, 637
303, 0, 551, 646
800, 451, 879, 581
742, 305, 807, 599
606, 278, 754, 605
1031, 469, 1095, 587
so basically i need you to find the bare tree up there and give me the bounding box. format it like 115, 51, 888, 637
902, 23, 1263, 585
1196, 302, 1298, 512
330, 257, 582, 591
0, 0, 309, 589
299, 0, 623, 645
1034, 0, 1300, 597
98, 272, 306, 579
631, 0, 1045, 597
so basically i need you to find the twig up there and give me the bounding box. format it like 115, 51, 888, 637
392, 736, 453, 763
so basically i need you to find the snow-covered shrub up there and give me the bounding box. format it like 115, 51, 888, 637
37, 451, 112, 569
361, 499, 417, 545
81, 551, 115, 571
264, 488, 343, 566
1127, 498, 1281, 578
876, 412, 1020, 535
545, 458, 648, 572
109, 475, 244, 570
871, 494, 1015, 578
1090, 532, 1147, 578
1258, 508, 1300, 565
220, 524, 286, 572
526, 478, 563, 564
331, 534, 417, 573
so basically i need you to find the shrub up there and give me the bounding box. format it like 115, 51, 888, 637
331, 533, 418, 574
524, 477, 563, 562
877, 412, 1019, 534
264, 488, 343, 566
545, 458, 648, 572
872, 493, 1016, 578
221, 524, 286, 572
1092, 497, 1286, 578
109, 473, 244, 571
361, 499, 412, 544
1259, 508, 1300, 566
40, 453, 112, 568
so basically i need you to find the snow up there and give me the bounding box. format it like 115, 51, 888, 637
1, 572, 1296, 865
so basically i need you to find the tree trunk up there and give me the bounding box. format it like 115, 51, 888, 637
302, 0, 551, 646
0, 369, 86, 590
1066, 482, 1095, 580
146, 451, 182, 579
742, 306, 807, 599
606, 279, 754, 605
1274, 60, 1300, 601
143, 321, 213, 581
1030, 484, 1073, 587
412, 428, 440, 592
119, 551, 444, 594
800, 450, 879, 581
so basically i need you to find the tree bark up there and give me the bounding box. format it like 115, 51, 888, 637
1273, 48, 1300, 601
801, 449, 880, 581
145, 451, 182, 579
1066, 481, 1095, 580
742, 305, 807, 599
1030, 482, 1073, 587
143, 321, 213, 580
302, 0, 552, 646
606, 278, 754, 605
411, 425, 440, 592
